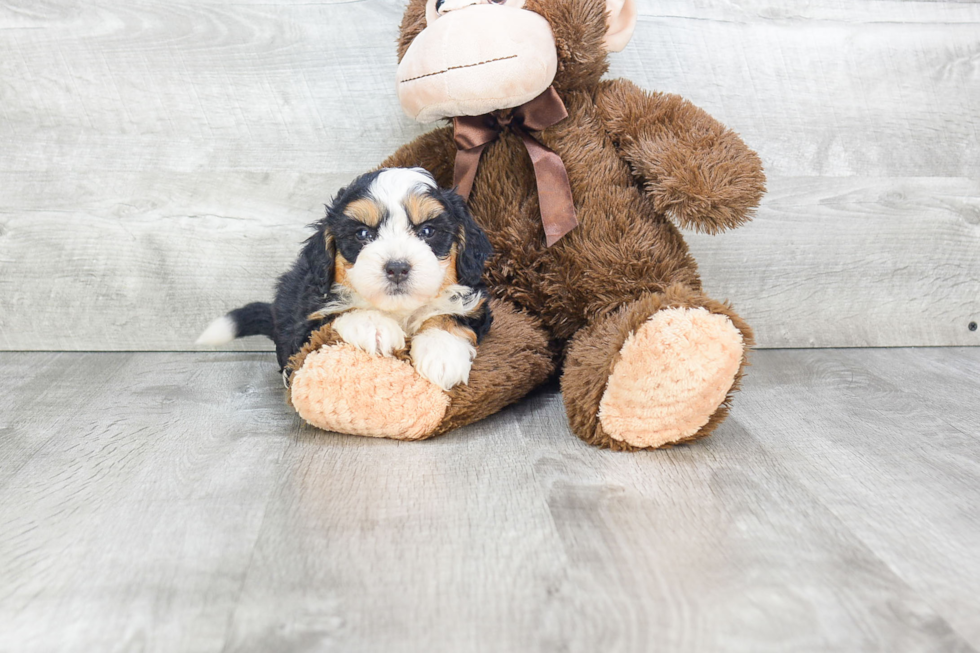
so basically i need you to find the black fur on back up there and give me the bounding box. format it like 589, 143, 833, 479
271, 228, 336, 372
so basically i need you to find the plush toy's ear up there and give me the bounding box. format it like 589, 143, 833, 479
603, 0, 636, 52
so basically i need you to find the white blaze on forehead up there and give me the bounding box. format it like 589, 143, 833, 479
369, 168, 436, 211
370, 168, 436, 239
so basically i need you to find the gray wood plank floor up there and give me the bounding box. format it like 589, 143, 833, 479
1, 348, 978, 652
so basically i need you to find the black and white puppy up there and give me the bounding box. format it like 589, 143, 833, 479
197, 168, 493, 390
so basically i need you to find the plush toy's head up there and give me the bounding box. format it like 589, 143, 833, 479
396, 0, 637, 122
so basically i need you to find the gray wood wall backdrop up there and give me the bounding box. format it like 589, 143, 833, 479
0, 0, 978, 351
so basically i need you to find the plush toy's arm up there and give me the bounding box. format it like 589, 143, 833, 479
380, 126, 457, 188
593, 79, 766, 233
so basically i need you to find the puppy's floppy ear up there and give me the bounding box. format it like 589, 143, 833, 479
302, 221, 336, 296
446, 192, 492, 287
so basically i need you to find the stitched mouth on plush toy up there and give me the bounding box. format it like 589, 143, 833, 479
399, 54, 518, 84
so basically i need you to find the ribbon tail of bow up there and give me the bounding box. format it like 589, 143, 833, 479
453, 143, 487, 201
453, 115, 496, 201
518, 130, 578, 247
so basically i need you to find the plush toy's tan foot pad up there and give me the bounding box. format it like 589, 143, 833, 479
290, 344, 449, 441
599, 307, 743, 448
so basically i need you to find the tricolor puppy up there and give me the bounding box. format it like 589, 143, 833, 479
198, 168, 493, 391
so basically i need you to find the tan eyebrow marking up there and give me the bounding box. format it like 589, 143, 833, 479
405, 193, 444, 225
344, 198, 384, 227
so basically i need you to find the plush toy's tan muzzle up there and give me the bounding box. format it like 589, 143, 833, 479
396, 5, 558, 123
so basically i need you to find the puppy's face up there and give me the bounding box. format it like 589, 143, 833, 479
326, 168, 463, 314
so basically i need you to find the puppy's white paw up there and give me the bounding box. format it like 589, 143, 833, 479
410, 329, 476, 391
332, 310, 406, 357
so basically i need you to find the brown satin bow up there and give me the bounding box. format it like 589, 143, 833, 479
453, 87, 578, 247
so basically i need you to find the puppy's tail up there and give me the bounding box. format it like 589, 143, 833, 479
196, 302, 274, 345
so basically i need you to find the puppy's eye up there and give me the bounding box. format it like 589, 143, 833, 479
418, 225, 436, 239
355, 227, 374, 242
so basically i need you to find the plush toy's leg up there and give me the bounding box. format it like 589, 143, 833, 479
287, 300, 555, 441
561, 284, 754, 451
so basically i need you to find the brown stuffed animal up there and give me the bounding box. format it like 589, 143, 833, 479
287, 0, 766, 449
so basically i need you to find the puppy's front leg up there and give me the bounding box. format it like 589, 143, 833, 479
410, 318, 477, 391
332, 309, 406, 357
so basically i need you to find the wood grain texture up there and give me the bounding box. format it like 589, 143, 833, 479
0, 0, 979, 349
0, 352, 298, 652
1, 349, 979, 652
731, 349, 980, 649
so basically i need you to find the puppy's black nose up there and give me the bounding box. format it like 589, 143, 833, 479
384, 260, 412, 283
